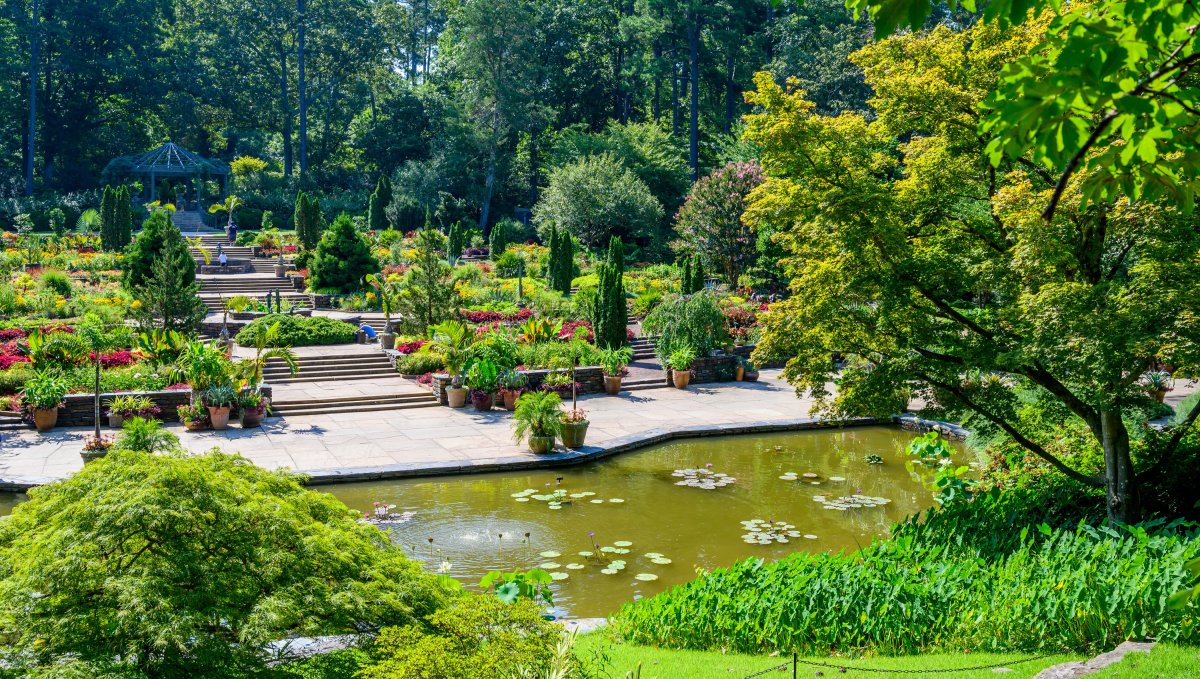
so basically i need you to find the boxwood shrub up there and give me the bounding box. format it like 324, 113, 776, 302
235, 315, 356, 347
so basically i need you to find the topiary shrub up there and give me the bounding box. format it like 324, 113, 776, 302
308, 213, 380, 294
235, 315, 356, 347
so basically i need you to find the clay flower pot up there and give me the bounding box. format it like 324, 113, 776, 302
241, 406, 265, 428
603, 375, 623, 395
560, 420, 590, 449
207, 406, 231, 430
502, 390, 521, 410
671, 370, 691, 389
183, 419, 208, 431
108, 413, 125, 429
32, 407, 59, 432
735, 364, 745, 381
446, 386, 468, 408
470, 390, 494, 411
528, 435, 556, 454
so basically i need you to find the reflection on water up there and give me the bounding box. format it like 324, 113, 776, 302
321, 426, 952, 618
0, 427, 955, 618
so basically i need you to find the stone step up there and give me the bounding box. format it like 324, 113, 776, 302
624, 380, 670, 392
272, 392, 434, 409
199, 282, 294, 291
270, 399, 439, 417
265, 371, 402, 384
269, 355, 392, 368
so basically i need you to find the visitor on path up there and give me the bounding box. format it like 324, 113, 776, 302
229, 222, 238, 244
359, 324, 377, 344
218, 252, 228, 270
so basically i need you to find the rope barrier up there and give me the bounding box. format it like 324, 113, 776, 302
742, 641, 1095, 678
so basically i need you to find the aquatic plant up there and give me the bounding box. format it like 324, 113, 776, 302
672, 464, 736, 489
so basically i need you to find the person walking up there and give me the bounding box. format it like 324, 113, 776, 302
218, 251, 228, 270
229, 222, 238, 244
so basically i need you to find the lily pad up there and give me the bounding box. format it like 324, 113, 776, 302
651, 557, 673, 565
577, 551, 594, 557
608, 498, 625, 503
538, 562, 561, 569
515, 497, 530, 502
614, 540, 633, 547
634, 573, 658, 581
550, 572, 569, 581
539, 550, 562, 558
829, 476, 846, 482
590, 499, 605, 504
601, 568, 618, 575
566, 563, 585, 570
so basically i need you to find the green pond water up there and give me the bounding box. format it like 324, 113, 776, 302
0, 426, 955, 618
319, 426, 953, 618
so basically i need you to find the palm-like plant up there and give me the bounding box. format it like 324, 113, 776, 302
236, 321, 298, 392
430, 320, 474, 386
512, 390, 563, 443
76, 209, 101, 235
366, 273, 400, 332
208, 195, 243, 230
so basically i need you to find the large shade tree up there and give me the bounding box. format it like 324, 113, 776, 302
746, 15, 1200, 523
0, 449, 447, 676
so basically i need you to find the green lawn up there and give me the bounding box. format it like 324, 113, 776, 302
1090, 644, 1200, 678
576, 633, 1085, 679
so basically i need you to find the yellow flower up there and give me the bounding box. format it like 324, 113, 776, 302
130, 299, 142, 309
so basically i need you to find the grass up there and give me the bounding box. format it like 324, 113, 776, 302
576, 633, 1085, 679
1090, 644, 1200, 678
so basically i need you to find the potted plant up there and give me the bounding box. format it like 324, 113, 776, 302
239, 391, 269, 428
599, 346, 633, 395
431, 320, 473, 408
664, 347, 697, 389
178, 402, 209, 431
512, 390, 562, 454
81, 434, 115, 462
1143, 370, 1173, 403
104, 394, 159, 429
202, 385, 238, 430
21, 371, 67, 432
560, 407, 589, 449
465, 359, 499, 411
366, 273, 400, 351
498, 369, 528, 410
740, 356, 760, 382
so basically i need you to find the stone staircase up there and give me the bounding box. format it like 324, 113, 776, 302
622, 336, 669, 391
264, 351, 440, 417
198, 277, 308, 311
172, 210, 210, 233
187, 233, 277, 273
0, 411, 31, 431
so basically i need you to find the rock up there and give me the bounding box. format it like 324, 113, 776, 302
1032, 641, 1154, 678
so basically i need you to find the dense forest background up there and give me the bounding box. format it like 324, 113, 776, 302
0, 1, 893, 225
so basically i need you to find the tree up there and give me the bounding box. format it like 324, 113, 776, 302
368, 176, 391, 231
0, 449, 446, 676
123, 211, 196, 292
447, 221, 464, 261
294, 191, 324, 250
309, 213, 380, 293
608, 234, 625, 275
133, 232, 206, 332
533, 153, 663, 249
744, 17, 1200, 523
690, 255, 705, 293
98, 186, 115, 251
397, 227, 454, 334
114, 186, 132, 248
675, 161, 764, 286
547, 227, 574, 295
488, 218, 511, 258
593, 260, 627, 349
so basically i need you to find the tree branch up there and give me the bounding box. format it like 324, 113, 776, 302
916, 371, 1103, 487
1138, 390, 1200, 480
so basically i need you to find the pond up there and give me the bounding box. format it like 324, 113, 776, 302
320, 426, 955, 618
0, 426, 956, 618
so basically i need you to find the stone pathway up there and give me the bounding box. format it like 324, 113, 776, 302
0, 370, 827, 489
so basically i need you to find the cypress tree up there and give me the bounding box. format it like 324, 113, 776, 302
367, 190, 387, 232
99, 186, 115, 251
294, 191, 308, 246
132, 229, 205, 332
546, 226, 559, 282
377, 176, 392, 211
115, 186, 132, 248
692, 256, 706, 293
608, 235, 625, 275
489, 220, 508, 258
447, 221, 464, 260
593, 242, 629, 349
554, 228, 574, 295
681, 257, 693, 294
309, 213, 381, 293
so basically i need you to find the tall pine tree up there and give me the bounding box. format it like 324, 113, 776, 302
99, 186, 116, 251
133, 230, 205, 332
114, 186, 132, 248
553, 228, 574, 295
123, 211, 196, 292
691, 256, 706, 293
681, 257, 693, 294
593, 238, 628, 349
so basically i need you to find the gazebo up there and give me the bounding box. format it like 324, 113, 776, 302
101, 142, 230, 211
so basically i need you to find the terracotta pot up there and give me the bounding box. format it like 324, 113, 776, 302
471, 391, 494, 411
528, 435, 556, 454
32, 407, 58, 432
108, 413, 125, 429
743, 370, 759, 382
380, 332, 396, 351
603, 375, 623, 395
735, 364, 745, 381
671, 370, 691, 389
502, 390, 520, 410
241, 406, 265, 428
1154, 389, 1169, 403
560, 420, 589, 449
207, 405, 231, 430
183, 419, 208, 432
446, 387, 469, 408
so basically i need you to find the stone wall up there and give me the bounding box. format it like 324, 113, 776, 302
56, 386, 272, 427
430, 366, 604, 405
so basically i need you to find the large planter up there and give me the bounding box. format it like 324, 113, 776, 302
560, 420, 589, 449
743, 369, 759, 382
603, 375, 623, 395
183, 419, 208, 432
380, 332, 397, 351
32, 407, 59, 432
446, 387, 469, 409
735, 364, 745, 381
241, 406, 265, 428
528, 435, 556, 454
207, 406, 232, 430
108, 413, 125, 429
501, 390, 521, 411
80, 448, 109, 463
671, 370, 692, 389
274, 263, 287, 277
470, 391, 494, 412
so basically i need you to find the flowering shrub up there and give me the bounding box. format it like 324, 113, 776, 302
722, 307, 757, 329
90, 351, 138, 368
395, 340, 426, 355
673, 161, 765, 285
0, 328, 27, 341
558, 320, 594, 342
0, 356, 29, 370
460, 309, 535, 323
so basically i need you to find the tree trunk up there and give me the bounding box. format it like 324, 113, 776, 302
724, 47, 736, 134
25, 0, 39, 196
297, 0, 308, 177
671, 47, 681, 136
279, 43, 293, 178
688, 12, 700, 181
1100, 409, 1138, 523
